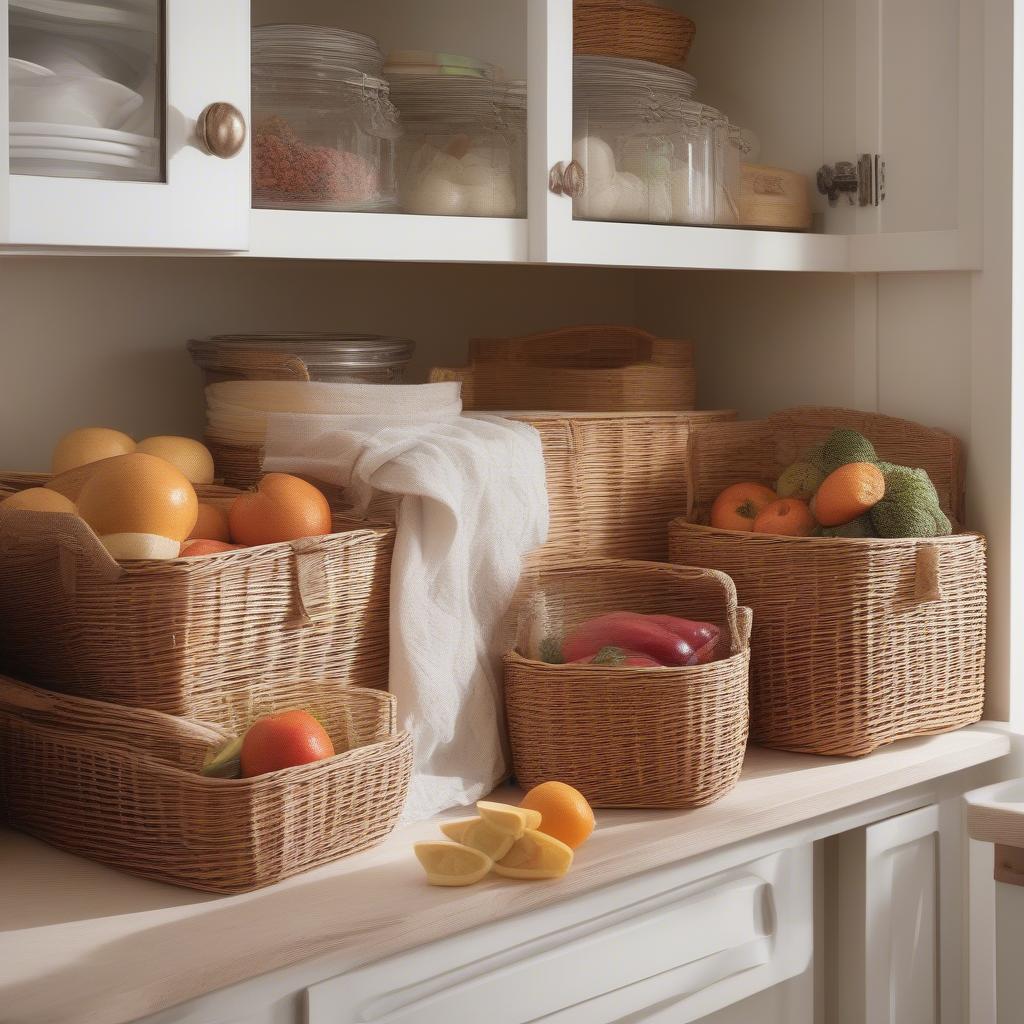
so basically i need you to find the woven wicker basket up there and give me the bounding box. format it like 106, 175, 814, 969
668, 407, 987, 757
575, 0, 697, 69
513, 408, 735, 562
0, 674, 412, 893
430, 326, 697, 413
505, 559, 750, 808
0, 489, 394, 733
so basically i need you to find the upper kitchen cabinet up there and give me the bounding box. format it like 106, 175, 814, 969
531, 0, 989, 272
2, 0, 250, 250
247, 0, 530, 262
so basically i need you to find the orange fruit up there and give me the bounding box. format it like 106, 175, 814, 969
240, 709, 335, 778
180, 539, 244, 557
520, 781, 595, 850
753, 497, 817, 537
0, 488, 77, 514
189, 502, 231, 542
51, 427, 135, 475
136, 436, 215, 485
76, 452, 198, 542
813, 462, 886, 527
229, 473, 332, 547
710, 482, 778, 532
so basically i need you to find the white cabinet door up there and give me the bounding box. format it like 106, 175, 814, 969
822, 0, 985, 270
3, 0, 250, 250
834, 804, 942, 1024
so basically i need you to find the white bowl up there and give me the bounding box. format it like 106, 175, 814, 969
11, 73, 142, 129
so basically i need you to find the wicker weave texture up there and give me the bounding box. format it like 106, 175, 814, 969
0, 675, 412, 893
0, 495, 394, 733
515, 409, 736, 562
505, 559, 750, 808
574, 0, 697, 68
669, 407, 987, 757
430, 326, 697, 413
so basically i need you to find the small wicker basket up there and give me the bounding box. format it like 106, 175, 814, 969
669, 407, 987, 757
0, 486, 393, 733
0, 674, 412, 893
504, 559, 750, 808
575, 0, 697, 69
430, 326, 697, 413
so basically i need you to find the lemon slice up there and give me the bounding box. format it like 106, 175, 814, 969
414, 842, 492, 886
494, 830, 574, 880
477, 800, 542, 838
441, 817, 515, 861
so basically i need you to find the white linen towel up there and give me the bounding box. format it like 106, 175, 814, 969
260, 382, 549, 821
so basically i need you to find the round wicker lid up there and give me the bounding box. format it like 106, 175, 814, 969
189, 333, 415, 372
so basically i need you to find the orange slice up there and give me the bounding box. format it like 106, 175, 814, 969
494, 830, 574, 880
414, 842, 492, 887
477, 800, 541, 838
440, 817, 515, 861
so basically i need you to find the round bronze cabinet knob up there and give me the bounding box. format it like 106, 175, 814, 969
196, 102, 247, 159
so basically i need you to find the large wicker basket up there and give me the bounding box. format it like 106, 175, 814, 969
430, 326, 697, 413
505, 559, 750, 808
0, 490, 393, 733
669, 407, 987, 757
0, 674, 412, 893
575, 0, 697, 69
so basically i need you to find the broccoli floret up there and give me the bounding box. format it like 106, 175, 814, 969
777, 461, 826, 500
819, 429, 879, 473
871, 465, 952, 538
820, 514, 878, 538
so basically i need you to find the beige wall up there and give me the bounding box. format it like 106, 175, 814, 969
0, 257, 637, 470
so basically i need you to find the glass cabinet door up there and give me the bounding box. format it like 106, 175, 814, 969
3, 0, 250, 249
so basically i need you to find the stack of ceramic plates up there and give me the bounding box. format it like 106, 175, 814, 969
384, 50, 497, 79
253, 24, 384, 76
10, 120, 158, 180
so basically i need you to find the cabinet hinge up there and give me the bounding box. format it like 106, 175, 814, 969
817, 154, 885, 207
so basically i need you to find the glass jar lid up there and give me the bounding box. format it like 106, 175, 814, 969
190, 333, 415, 372
253, 24, 384, 76
389, 74, 507, 130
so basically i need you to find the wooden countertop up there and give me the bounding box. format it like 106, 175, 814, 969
1, 725, 1010, 1024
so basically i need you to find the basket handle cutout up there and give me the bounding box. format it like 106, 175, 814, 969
291, 537, 333, 626
913, 544, 944, 604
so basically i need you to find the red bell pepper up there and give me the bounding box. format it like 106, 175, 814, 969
644, 615, 721, 664
562, 611, 712, 667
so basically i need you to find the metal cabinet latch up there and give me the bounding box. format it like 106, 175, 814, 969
817, 154, 885, 207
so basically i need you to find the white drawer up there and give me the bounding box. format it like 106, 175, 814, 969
306, 844, 812, 1024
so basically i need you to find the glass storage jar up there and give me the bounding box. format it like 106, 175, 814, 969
252, 25, 400, 212
573, 55, 722, 226
714, 121, 753, 226
389, 72, 524, 218
188, 333, 415, 385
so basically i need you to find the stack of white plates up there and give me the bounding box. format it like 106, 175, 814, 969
10, 120, 158, 180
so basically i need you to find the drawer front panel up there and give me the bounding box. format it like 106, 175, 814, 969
307, 845, 812, 1024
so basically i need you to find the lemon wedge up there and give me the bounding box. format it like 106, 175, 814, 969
494, 830, 574, 880
440, 817, 515, 861
414, 842, 492, 886
477, 800, 542, 838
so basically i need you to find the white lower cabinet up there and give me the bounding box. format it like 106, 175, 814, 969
306, 845, 812, 1024
833, 804, 942, 1024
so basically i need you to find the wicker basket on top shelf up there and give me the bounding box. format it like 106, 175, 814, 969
0, 477, 393, 733
574, 0, 697, 69
505, 558, 750, 808
668, 407, 987, 757
0, 674, 412, 893
430, 326, 697, 413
